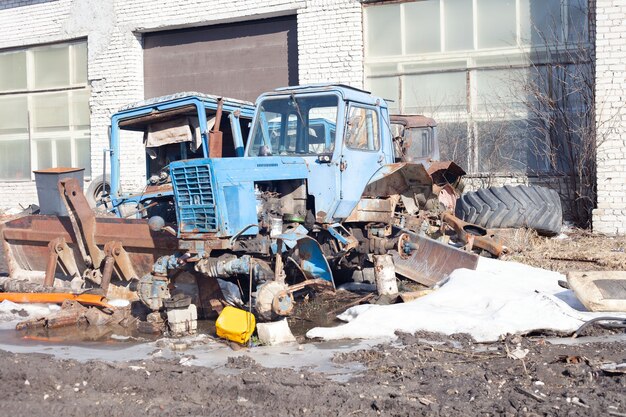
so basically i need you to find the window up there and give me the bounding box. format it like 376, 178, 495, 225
364, 0, 590, 174
477, 0, 517, 48
405, 1, 441, 54
365, 3, 402, 57
345, 106, 380, 151
0, 40, 90, 180
248, 94, 338, 156
445, 0, 473, 51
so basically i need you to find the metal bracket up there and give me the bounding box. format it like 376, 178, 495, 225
103, 241, 138, 281
58, 178, 105, 268
325, 223, 359, 252
44, 237, 80, 287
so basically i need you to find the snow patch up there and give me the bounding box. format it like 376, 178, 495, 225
307, 258, 626, 343
0, 300, 59, 329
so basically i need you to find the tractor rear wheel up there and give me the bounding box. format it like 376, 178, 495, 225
455, 185, 562, 236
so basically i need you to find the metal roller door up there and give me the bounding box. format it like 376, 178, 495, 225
144, 15, 298, 102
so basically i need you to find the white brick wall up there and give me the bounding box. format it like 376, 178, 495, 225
297, 0, 363, 86
0, 0, 364, 210
593, 0, 626, 234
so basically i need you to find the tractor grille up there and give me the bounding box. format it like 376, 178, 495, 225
171, 163, 217, 233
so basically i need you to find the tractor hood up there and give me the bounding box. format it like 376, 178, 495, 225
170, 156, 309, 238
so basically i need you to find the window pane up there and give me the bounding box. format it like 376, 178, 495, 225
75, 137, 91, 177
32, 92, 69, 132
403, 72, 466, 113
405, 0, 441, 54
520, 0, 563, 45
475, 69, 528, 112
0, 140, 30, 180
0, 50, 26, 91
477, 120, 534, 173
33, 44, 70, 88
477, 0, 516, 48
367, 76, 399, 113
444, 0, 473, 51
567, 0, 588, 44
345, 107, 379, 151
72, 42, 88, 84
56, 139, 72, 167
438, 121, 470, 171
0, 95, 28, 134
71, 89, 90, 128
365, 4, 402, 57
36, 139, 53, 170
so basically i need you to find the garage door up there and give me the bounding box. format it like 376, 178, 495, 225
144, 15, 298, 102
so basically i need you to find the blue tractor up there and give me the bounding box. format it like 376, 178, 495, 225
0, 85, 485, 325
157, 85, 476, 320
89, 92, 255, 223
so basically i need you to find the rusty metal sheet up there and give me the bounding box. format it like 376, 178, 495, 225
391, 230, 479, 287
345, 197, 398, 223
362, 163, 433, 198
426, 161, 466, 186
144, 184, 174, 194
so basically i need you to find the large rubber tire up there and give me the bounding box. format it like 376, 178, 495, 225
455, 185, 562, 236
85, 174, 111, 210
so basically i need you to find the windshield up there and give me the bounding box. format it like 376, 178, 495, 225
248, 94, 338, 156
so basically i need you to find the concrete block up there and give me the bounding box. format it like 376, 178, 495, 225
167, 304, 197, 335
257, 319, 297, 346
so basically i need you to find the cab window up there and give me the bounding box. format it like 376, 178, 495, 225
345, 106, 379, 151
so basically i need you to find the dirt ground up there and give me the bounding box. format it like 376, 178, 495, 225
0, 228, 625, 416
0, 332, 624, 417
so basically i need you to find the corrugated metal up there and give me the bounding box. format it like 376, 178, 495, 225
144, 15, 298, 102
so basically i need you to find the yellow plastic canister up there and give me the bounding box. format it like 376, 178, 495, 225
215, 306, 256, 344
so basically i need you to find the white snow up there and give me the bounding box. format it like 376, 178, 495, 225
108, 299, 131, 308
307, 258, 626, 343
0, 300, 60, 329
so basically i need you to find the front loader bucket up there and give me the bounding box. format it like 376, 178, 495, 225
391, 230, 479, 287
0, 214, 180, 299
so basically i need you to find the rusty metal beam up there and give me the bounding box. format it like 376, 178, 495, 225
58, 178, 104, 268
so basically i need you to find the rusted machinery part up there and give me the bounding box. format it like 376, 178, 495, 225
58, 177, 105, 268
0, 276, 72, 293
271, 289, 294, 317
1, 214, 181, 284
440, 212, 508, 258
391, 230, 480, 287
256, 281, 291, 321
433, 183, 458, 213
255, 278, 333, 321
0, 292, 113, 309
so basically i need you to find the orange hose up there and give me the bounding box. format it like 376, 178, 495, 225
0, 293, 113, 309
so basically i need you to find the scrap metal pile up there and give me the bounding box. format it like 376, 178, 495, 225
0, 86, 564, 343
